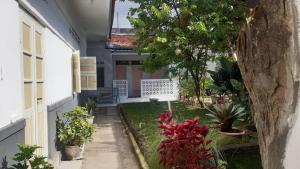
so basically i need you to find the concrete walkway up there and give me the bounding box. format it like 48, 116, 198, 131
81, 107, 140, 169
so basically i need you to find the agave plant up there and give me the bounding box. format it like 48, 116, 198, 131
207, 103, 246, 132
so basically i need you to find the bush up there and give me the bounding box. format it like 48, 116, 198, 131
158, 112, 215, 169
208, 56, 243, 96
3, 144, 53, 169
179, 77, 213, 98
57, 107, 95, 146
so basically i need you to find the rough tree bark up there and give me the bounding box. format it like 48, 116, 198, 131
237, 1, 300, 169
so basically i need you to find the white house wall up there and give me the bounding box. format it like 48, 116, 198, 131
19, 0, 85, 53
18, 1, 87, 159
0, 0, 23, 128
44, 29, 73, 105
0, 0, 85, 161
18, 0, 85, 105
53, 0, 87, 55
284, 1, 300, 168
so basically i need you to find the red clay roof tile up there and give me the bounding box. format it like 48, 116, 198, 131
110, 34, 136, 48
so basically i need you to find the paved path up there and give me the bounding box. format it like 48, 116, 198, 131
81, 107, 140, 169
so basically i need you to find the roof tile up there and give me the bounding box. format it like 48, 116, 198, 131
110, 34, 136, 48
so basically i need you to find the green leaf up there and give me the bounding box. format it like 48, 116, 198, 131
195, 21, 207, 33
230, 79, 243, 91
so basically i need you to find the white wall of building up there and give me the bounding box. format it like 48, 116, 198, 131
19, 0, 85, 105
0, 0, 86, 128
284, 107, 300, 169
283, 2, 300, 168
44, 29, 73, 105
0, 0, 23, 128
20, 0, 85, 52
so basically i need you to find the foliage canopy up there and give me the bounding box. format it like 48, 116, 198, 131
126, 0, 247, 104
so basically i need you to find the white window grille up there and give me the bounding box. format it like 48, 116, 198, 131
113, 80, 128, 98
141, 79, 178, 99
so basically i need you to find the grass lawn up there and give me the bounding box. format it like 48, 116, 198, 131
226, 152, 262, 169
121, 101, 262, 169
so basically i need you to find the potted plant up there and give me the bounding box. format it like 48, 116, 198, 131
57, 107, 95, 160
85, 98, 96, 123
207, 102, 246, 136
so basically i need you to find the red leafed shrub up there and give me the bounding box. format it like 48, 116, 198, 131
158, 111, 215, 169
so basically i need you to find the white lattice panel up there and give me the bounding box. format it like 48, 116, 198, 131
141, 79, 178, 99
113, 80, 128, 98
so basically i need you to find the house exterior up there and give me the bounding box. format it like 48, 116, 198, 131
0, 0, 113, 166
81, 28, 179, 104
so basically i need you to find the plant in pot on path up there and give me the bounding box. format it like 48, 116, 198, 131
207, 102, 246, 136
57, 106, 95, 160
85, 98, 96, 123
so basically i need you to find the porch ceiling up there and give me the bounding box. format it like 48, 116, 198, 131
57, 0, 113, 41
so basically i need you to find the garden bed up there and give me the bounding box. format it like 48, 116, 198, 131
120, 101, 262, 169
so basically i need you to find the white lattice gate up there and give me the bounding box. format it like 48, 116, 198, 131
141, 79, 178, 100
113, 80, 128, 98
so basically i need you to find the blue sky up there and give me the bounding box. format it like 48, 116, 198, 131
113, 0, 139, 28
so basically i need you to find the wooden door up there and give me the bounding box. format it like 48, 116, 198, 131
116, 65, 127, 80
131, 65, 143, 97
21, 10, 47, 156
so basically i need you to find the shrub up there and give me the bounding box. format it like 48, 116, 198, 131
207, 103, 245, 132
208, 56, 243, 96
57, 106, 95, 146
158, 112, 215, 169
5, 144, 53, 169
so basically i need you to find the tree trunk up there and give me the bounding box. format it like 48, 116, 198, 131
237, 1, 300, 169
189, 69, 205, 107
194, 78, 204, 108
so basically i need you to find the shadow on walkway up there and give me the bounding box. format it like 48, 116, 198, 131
81, 107, 140, 169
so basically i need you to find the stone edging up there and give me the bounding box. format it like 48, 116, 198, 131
118, 107, 150, 169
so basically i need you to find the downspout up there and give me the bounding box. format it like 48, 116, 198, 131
108, 0, 116, 40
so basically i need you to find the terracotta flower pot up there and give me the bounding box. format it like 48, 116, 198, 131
63, 145, 81, 161
220, 128, 246, 138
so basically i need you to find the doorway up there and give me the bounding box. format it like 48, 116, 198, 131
21, 9, 47, 156
115, 60, 143, 98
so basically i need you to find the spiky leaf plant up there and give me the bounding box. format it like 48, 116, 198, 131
207, 103, 245, 132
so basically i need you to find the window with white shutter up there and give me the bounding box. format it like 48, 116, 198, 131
80, 57, 97, 90
72, 52, 81, 93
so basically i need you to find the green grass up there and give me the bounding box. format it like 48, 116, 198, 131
121, 101, 261, 169
226, 152, 262, 169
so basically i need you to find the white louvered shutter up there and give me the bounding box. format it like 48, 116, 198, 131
72, 53, 81, 93
80, 57, 97, 90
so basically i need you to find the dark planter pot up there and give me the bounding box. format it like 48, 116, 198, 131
220, 128, 246, 138
63, 145, 81, 161
149, 98, 159, 103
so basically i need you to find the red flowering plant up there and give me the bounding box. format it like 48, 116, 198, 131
158, 111, 215, 169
